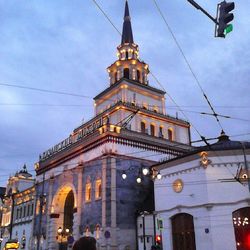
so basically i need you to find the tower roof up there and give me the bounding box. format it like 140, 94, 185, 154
121, 0, 134, 44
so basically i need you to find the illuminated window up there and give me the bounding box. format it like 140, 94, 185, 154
42, 198, 46, 214
95, 179, 102, 200
168, 128, 174, 141
141, 122, 146, 133
232, 207, 250, 250
96, 225, 100, 239
85, 183, 92, 202
150, 124, 155, 136
36, 200, 40, 215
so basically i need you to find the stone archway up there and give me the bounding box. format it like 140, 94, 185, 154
48, 184, 77, 250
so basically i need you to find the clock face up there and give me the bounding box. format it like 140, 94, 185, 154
173, 179, 184, 193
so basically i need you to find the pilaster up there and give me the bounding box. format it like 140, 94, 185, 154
45, 176, 54, 249
75, 166, 83, 239
48, 217, 58, 250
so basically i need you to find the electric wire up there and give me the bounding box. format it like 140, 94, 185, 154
152, 0, 225, 131
0, 83, 90, 98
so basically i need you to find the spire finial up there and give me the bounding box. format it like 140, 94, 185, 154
121, 0, 134, 44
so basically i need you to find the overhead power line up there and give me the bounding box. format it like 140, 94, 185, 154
152, 0, 225, 132
0, 83, 90, 98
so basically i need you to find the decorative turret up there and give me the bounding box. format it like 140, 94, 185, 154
107, 0, 149, 86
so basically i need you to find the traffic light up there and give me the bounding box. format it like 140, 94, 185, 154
216, 1, 235, 37
155, 235, 162, 246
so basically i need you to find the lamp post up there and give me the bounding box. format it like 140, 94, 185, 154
57, 227, 70, 250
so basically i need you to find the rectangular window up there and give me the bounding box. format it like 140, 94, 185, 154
23, 206, 26, 218
95, 179, 102, 200
27, 205, 30, 216
19, 207, 22, 219
85, 183, 92, 202
31, 204, 34, 216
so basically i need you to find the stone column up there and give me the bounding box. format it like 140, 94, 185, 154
74, 166, 83, 239
110, 157, 117, 250
48, 217, 59, 250
100, 157, 107, 250
102, 158, 107, 228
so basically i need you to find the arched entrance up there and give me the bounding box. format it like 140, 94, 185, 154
171, 213, 196, 250
51, 185, 77, 250
233, 207, 250, 250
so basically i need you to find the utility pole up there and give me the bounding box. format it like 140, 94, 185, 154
36, 172, 45, 250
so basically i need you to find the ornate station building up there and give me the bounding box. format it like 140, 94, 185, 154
34, 1, 192, 249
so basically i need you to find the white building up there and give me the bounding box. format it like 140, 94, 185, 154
154, 132, 250, 250
0, 165, 35, 250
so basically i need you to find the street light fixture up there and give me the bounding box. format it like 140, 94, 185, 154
57, 227, 63, 234
121, 166, 162, 183
57, 227, 70, 250
136, 176, 142, 184
156, 172, 162, 180
142, 167, 149, 176
122, 171, 127, 180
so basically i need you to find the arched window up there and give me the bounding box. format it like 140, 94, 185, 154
233, 207, 250, 250
168, 128, 173, 141
141, 122, 146, 133
64, 190, 74, 233
124, 68, 130, 79
150, 124, 155, 136
96, 225, 101, 239
126, 51, 129, 59
172, 213, 196, 250
95, 179, 102, 199
159, 126, 164, 138
137, 70, 140, 82
85, 182, 92, 202
115, 72, 118, 82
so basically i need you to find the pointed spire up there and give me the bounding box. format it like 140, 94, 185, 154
121, 0, 134, 44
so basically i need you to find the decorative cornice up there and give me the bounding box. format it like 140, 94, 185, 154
155, 198, 250, 214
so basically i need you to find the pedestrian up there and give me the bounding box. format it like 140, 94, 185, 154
72, 236, 97, 250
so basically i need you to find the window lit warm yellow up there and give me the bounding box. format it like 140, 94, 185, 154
95, 179, 102, 200
85, 183, 91, 202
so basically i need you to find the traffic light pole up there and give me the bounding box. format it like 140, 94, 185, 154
187, 0, 218, 25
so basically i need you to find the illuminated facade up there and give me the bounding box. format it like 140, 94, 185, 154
0, 165, 35, 250
34, 1, 192, 250
154, 132, 250, 250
